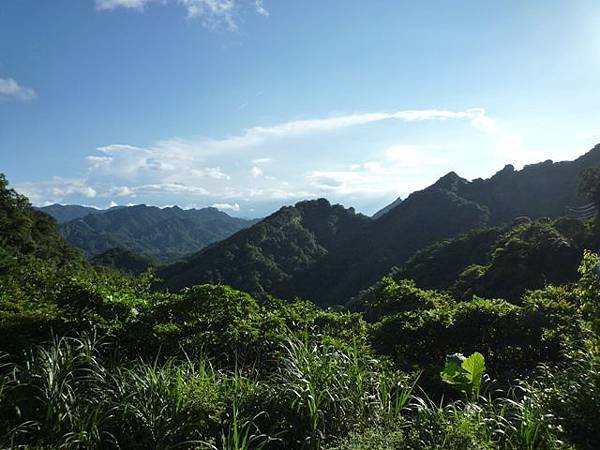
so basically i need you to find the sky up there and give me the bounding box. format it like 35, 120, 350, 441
1, 0, 599, 218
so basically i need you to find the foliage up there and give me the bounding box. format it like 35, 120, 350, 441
363, 275, 582, 382
0, 173, 80, 262
453, 219, 592, 301
440, 352, 486, 401
90, 247, 159, 275
574, 250, 600, 335
349, 277, 451, 321
393, 227, 502, 291
390, 217, 596, 302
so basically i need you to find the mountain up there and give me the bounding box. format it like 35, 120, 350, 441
37, 204, 123, 223
372, 196, 402, 219
377, 145, 600, 224
159, 199, 370, 295
59, 204, 258, 261
160, 145, 600, 305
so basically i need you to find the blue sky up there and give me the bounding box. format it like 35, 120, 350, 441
1, 0, 599, 217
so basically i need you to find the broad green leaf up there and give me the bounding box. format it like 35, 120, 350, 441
461, 352, 485, 395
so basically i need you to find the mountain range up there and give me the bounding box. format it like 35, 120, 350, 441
39, 204, 258, 262
158, 145, 600, 305
36, 204, 124, 224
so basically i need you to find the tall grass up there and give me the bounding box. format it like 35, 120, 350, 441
275, 338, 417, 449
2, 334, 117, 449
0, 332, 597, 449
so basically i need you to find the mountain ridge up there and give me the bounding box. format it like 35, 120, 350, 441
159, 145, 600, 305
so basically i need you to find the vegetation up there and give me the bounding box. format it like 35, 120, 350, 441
1, 164, 600, 449
90, 247, 160, 275
390, 216, 598, 301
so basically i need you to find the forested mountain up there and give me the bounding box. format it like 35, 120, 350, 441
37, 204, 123, 223
58, 204, 258, 261
160, 199, 371, 295
160, 145, 600, 305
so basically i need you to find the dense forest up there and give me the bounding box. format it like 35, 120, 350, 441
1, 150, 600, 449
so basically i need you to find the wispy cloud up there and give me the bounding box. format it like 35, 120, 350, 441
0, 78, 36, 102
95, 0, 151, 10
254, 0, 268, 16
244, 109, 478, 140
95, 0, 268, 29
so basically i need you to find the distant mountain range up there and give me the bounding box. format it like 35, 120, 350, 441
158, 144, 600, 305
36, 204, 124, 224
39, 204, 258, 261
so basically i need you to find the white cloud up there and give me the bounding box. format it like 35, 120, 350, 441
252, 157, 272, 164
307, 144, 449, 197
95, 0, 268, 29
130, 183, 210, 195
191, 167, 230, 179
16, 177, 96, 203
251, 166, 263, 177
254, 0, 268, 16
179, 0, 236, 29
243, 109, 477, 142
0, 78, 36, 102
95, 0, 151, 10
212, 202, 240, 211
383, 144, 446, 168
110, 186, 135, 196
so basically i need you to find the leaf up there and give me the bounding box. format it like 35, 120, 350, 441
461, 352, 485, 394
440, 353, 467, 386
